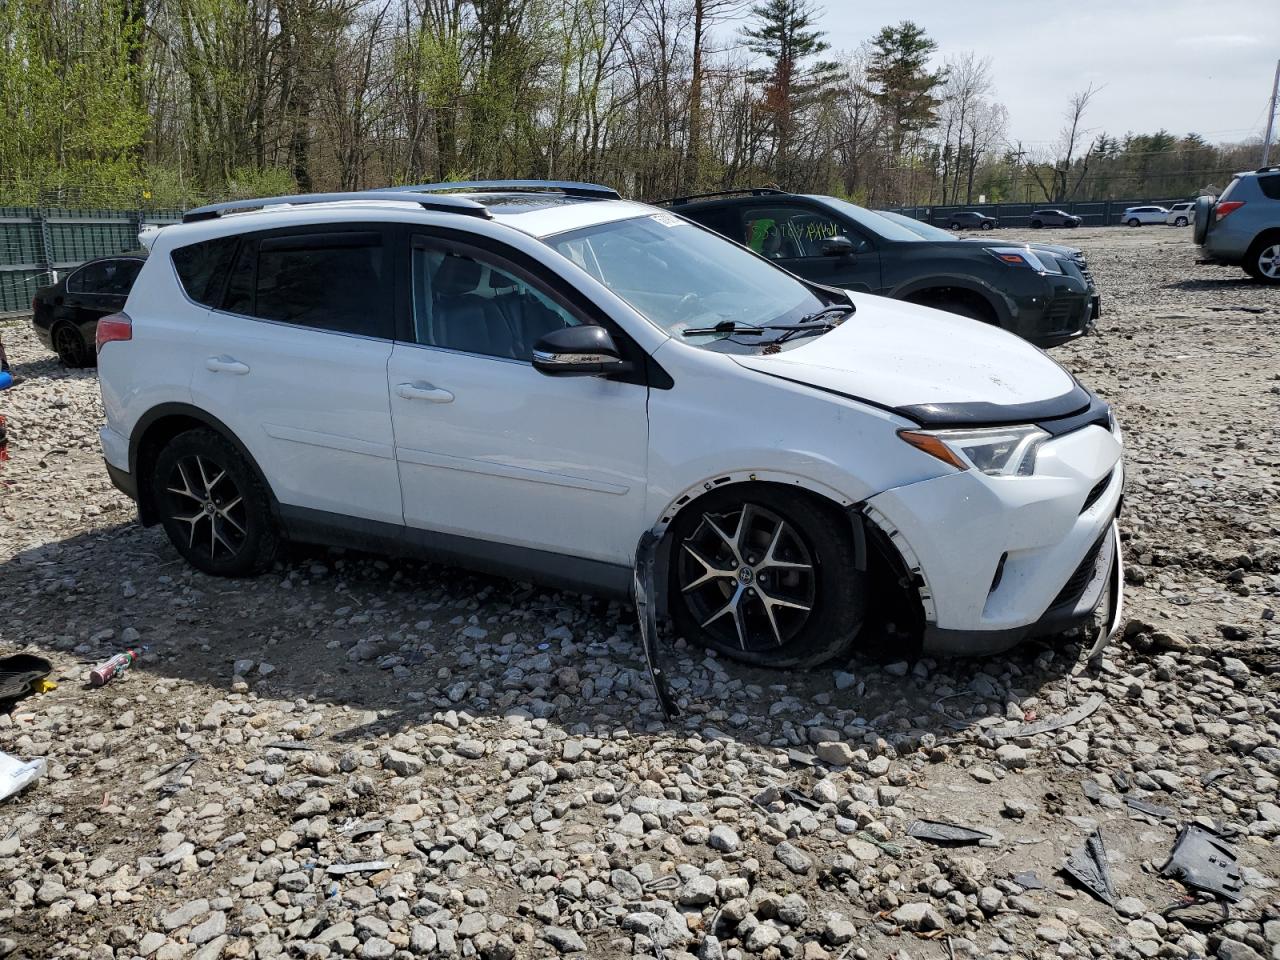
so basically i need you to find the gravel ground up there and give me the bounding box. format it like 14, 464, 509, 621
1, 227, 1278, 960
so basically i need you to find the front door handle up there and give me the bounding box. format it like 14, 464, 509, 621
206, 355, 250, 375
396, 381, 454, 403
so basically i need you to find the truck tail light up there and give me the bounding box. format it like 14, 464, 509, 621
96, 312, 133, 353
1215, 201, 1245, 221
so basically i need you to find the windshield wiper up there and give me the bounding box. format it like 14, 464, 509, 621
681, 303, 855, 339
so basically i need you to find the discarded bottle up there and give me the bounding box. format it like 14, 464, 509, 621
90, 648, 142, 687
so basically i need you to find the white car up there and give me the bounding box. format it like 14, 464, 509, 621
95, 181, 1124, 671
1122, 205, 1169, 226
1165, 202, 1195, 227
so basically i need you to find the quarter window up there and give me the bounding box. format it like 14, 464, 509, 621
68, 259, 141, 296
172, 237, 238, 307
1258, 175, 1280, 201
411, 244, 581, 361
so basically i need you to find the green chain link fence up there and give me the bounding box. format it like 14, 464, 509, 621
0, 207, 186, 314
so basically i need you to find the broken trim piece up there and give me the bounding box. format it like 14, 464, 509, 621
1062, 829, 1117, 907
1159, 824, 1245, 903
634, 530, 681, 721
860, 503, 936, 624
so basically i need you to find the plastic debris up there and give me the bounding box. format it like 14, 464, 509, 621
1162, 895, 1229, 927
0, 654, 53, 705
633, 531, 679, 721
988, 693, 1104, 741
1125, 795, 1174, 819
1159, 823, 1245, 903
325, 860, 391, 876
1011, 871, 1045, 891
1062, 829, 1117, 907
89, 647, 142, 687
0, 750, 47, 803
906, 819, 992, 846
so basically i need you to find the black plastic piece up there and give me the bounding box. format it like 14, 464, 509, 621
659, 187, 790, 206
634, 531, 680, 721
896, 382, 1093, 430
0, 654, 53, 705
1159, 824, 1244, 903
382, 180, 621, 200
907, 820, 991, 845
1062, 829, 1116, 907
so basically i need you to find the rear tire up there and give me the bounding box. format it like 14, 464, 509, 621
151, 428, 280, 577
52, 322, 94, 368
1174, 217, 1188, 227
668, 487, 864, 669
1127, 218, 1140, 227
980, 221, 993, 230
1244, 237, 1280, 285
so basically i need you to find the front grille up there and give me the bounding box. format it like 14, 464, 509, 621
1071, 256, 1096, 291
1044, 298, 1078, 330
1081, 469, 1113, 514
1050, 532, 1107, 610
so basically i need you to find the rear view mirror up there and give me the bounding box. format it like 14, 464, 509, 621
823, 236, 856, 257
532, 325, 631, 377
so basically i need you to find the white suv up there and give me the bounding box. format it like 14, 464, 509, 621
96, 181, 1124, 670
1165, 202, 1195, 227
1122, 205, 1170, 226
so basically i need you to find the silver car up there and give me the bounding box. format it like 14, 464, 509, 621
1196, 167, 1280, 284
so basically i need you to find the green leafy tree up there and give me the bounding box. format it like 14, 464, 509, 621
864, 20, 945, 166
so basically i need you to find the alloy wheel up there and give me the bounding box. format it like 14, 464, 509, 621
1257, 244, 1280, 280
163, 454, 248, 561
54, 325, 85, 365
677, 503, 816, 652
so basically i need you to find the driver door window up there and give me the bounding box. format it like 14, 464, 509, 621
411, 244, 581, 361
741, 206, 862, 259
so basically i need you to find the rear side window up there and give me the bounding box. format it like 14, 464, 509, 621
220, 229, 387, 338
1259, 175, 1280, 201
172, 237, 238, 307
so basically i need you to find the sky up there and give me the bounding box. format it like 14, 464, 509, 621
797, 0, 1280, 148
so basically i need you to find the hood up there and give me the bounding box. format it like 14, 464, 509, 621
732, 293, 1084, 423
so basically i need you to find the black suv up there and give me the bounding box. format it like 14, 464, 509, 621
946, 211, 998, 230
663, 189, 1097, 348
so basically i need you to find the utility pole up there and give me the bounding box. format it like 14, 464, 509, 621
1264, 58, 1280, 167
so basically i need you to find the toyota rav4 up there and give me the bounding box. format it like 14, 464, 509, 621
96, 181, 1124, 669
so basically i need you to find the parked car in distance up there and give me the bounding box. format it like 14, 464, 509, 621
946, 211, 998, 231
1029, 209, 1082, 228
876, 210, 1101, 323
1165, 202, 1195, 227
96, 182, 1124, 670
1122, 205, 1169, 226
664, 189, 1095, 347
32, 252, 147, 367
1196, 166, 1280, 284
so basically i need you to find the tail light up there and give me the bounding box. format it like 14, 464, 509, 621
1215, 201, 1245, 221
96, 312, 133, 353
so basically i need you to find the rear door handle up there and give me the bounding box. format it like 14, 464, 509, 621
396, 381, 454, 403
206, 355, 250, 375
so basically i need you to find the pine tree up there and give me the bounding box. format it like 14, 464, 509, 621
742, 0, 839, 181
865, 21, 946, 164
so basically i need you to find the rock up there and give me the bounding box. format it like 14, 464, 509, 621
381, 749, 425, 776
1116, 897, 1146, 919
541, 927, 586, 953
773, 841, 812, 875
161, 899, 210, 932
995, 744, 1028, 769
678, 875, 717, 906
1217, 940, 1265, 960
823, 917, 857, 945
892, 903, 943, 932
709, 825, 740, 853
815, 741, 855, 766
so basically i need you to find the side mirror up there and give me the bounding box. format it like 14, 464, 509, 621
532, 325, 631, 377
822, 235, 856, 257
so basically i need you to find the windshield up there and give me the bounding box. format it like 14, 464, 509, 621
545, 213, 830, 340
875, 210, 955, 241
811, 196, 929, 243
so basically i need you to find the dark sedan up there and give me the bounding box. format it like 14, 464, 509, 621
32, 253, 146, 367
946, 210, 998, 230
1029, 209, 1083, 228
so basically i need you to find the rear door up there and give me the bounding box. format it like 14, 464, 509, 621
189, 224, 402, 525
734, 201, 882, 292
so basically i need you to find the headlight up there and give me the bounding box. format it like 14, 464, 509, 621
899, 425, 1049, 476
986, 246, 1062, 274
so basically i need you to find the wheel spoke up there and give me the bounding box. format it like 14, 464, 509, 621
680, 542, 736, 592
211, 519, 235, 557
167, 462, 202, 502
702, 514, 741, 563
195, 457, 214, 497
731, 504, 756, 559
172, 511, 202, 549
206, 468, 228, 495
760, 521, 812, 572
217, 498, 246, 535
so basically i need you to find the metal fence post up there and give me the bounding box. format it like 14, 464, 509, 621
35, 208, 53, 284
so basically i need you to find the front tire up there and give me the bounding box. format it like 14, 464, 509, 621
1030, 220, 1043, 229
1127, 218, 1140, 227
151, 428, 280, 576
980, 221, 993, 230
669, 488, 864, 668
53, 322, 94, 368
1244, 238, 1280, 285
1175, 217, 1188, 227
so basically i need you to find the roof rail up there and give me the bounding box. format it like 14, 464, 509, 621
182, 191, 493, 224
657, 187, 790, 207
1255, 165, 1280, 174
382, 180, 621, 200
